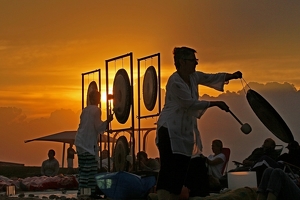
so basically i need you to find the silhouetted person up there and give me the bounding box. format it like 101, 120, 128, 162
136, 151, 160, 171
67, 143, 76, 174
155, 46, 242, 199
257, 168, 300, 200
41, 149, 59, 176
277, 140, 300, 168
75, 90, 114, 197
100, 149, 113, 172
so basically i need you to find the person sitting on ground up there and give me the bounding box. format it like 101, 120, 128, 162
277, 140, 300, 169
257, 167, 300, 200
100, 149, 114, 172
232, 138, 277, 171
136, 151, 160, 171
254, 140, 300, 174
204, 139, 226, 190
41, 149, 60, 176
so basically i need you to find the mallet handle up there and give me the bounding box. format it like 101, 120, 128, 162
228, 110, 243, 125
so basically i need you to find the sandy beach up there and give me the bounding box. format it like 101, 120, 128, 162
0, 190, 78, 200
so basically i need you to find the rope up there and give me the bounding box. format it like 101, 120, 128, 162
240, 78, 251, 95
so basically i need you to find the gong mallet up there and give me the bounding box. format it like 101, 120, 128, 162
228, 110, 252, 134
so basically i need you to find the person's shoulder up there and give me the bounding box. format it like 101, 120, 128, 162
219, 153, 226, 159
149, 158, 159, 162
207, 154, 214, 159
253, 147, 263, 151
168, 72, 179, 81
42, 159, 48, 164
85, 105, 100, 114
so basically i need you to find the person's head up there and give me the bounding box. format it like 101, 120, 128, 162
137, 151, 148, 162
48, 149, 55, 159
212, 139, 223, 154
262, 138, 276, 150
101, 149, 109, 159
89, 90, 100, 105
173, 46, 198, 72
286, 141, 299, 152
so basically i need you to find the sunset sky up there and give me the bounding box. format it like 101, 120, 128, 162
1, 1, 300, 168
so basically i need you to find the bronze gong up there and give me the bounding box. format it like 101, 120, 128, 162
143, 66, 158, 111
246, 89, 294, 143
113, 69, 131, 124
113, 136, 129, 171
86, 81, 98, 106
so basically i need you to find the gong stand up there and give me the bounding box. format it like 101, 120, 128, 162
105, 52, 135, 172
81, 69, 101, 109
136, 53, 161, 167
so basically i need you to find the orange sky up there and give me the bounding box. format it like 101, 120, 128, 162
1, 0, 300, 167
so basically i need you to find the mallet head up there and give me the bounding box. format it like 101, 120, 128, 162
241, 123, 252, 134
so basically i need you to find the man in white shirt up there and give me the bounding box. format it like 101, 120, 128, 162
206, 139, 226, 190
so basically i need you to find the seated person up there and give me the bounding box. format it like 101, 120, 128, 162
254, 140, 300, 173
136, 151, 160, 171
277, 140, 300, 169
41, 149, 59, 176
232, 138, 277, 171
205, 139, 226, 190
99, 149, 113, 172
254, 140, 300, 182
185, 139, 226, 197
257, 168, 300, 200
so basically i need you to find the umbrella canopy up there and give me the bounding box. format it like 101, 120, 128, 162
24, 130, 115, 144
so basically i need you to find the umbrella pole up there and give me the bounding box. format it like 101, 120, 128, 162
62, 143, 66, 168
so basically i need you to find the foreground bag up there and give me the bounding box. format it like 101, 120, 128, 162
95, 171, 156, 200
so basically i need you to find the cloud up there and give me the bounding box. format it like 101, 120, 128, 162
0, 81, 299, 168
0, 108, 80, 166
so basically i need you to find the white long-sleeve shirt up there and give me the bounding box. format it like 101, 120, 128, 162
156, 71, 226, 156
75, 105, 108, 155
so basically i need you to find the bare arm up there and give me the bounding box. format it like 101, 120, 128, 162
207, 157, 224, 166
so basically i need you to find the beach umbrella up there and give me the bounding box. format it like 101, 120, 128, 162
24, 130, 114, 144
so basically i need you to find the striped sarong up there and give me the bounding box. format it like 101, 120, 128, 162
77, 152, 98, 196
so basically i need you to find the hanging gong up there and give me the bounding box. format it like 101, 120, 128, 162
113, 136, 129, 171
246, 89, 294, 143
143, 66, 158, 111
113, 69, 131, 124
86, 81, 98, 106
